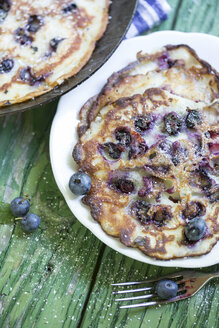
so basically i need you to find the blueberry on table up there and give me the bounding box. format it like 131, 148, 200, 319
69, 172, 91, 195
185, 110, 202, 128
21, 213, 40, 232
10, 197, 30, 217
185, 218, 207, 241
164, 112, 182, 136
156, 279, 178, 299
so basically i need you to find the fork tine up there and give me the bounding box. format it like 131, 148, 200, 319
112, 281, 147, 286
113, 286, 152, 295
111, 271, 185, 287
115, 293, 155, 302
120, 301, 157, 309
119, 295, 184, 309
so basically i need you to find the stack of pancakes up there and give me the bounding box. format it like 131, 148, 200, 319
73, 45, 219, 260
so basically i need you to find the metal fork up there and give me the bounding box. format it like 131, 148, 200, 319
112, 270, 219, 309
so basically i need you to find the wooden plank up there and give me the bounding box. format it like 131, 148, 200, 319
174, 0, 219, 36
0, 105, 103, 327
148, 0, 182, 32
79, 0, 219, 327
80, 249, 219, 328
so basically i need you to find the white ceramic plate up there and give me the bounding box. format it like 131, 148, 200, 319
50, 31, 219, 268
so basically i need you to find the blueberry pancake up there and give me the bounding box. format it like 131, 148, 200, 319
78, 45, 219, 136
73, 88, 219, 260
0, 0, 109, 106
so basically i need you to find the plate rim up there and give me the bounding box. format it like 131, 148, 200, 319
50, 30, 219, 268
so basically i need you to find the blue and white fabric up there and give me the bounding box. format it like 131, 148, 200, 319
126, 0, 171, 38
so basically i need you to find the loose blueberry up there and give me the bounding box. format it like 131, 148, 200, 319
155, 279, 178, 299
164, 112, 182, 136
21, 213, 40, 232
0, 59, 14, 73
183, 201, 205, 219
10, 197, 30, 217
185, 218, 207, 241
134, 115, 152, 133
15, 28, 33, 46
185, 110, 202, 128
26, 15, 43, 33
131, 200, 150, 223
50, 37, 64, 52
63, 2, 77, 13
69, 172, 91, 195
111, 178, 134, 194
115, 127, 132, 146
0, 0, 10, 22
101, 142, 123, 160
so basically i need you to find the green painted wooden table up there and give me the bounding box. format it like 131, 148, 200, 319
0, 1, 218, 327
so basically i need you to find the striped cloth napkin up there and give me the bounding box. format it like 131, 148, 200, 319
126, 0, 171, 38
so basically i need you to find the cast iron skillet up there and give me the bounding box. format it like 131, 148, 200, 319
0, 0, 138, 116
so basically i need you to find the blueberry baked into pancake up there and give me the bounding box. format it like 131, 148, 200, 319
0, 0, 109, 106
72, 45, 219, 260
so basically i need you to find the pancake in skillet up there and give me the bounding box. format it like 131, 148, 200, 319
0, 0, 109, 106
78, 45, 219, 136
73, 88, 219, 260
